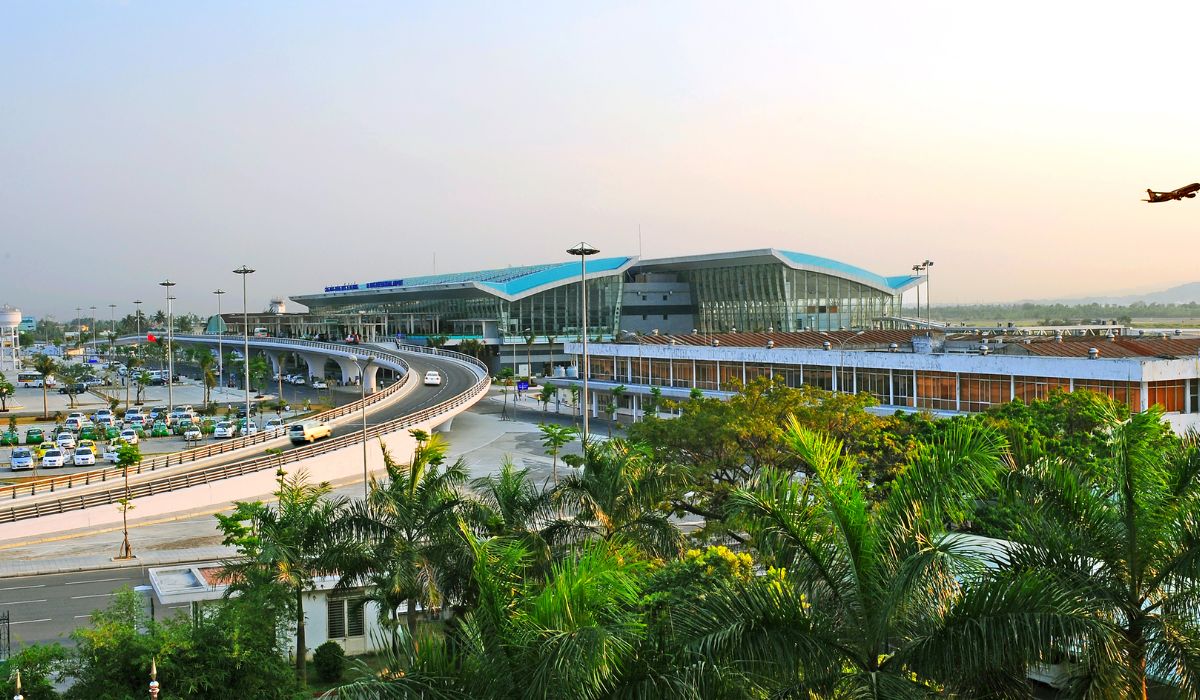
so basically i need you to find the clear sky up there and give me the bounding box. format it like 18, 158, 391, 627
3, 1, 1199, 320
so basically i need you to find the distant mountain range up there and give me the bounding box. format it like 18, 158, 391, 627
1028, 282, 1200, 306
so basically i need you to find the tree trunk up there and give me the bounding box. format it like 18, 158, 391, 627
1128, 619, 1149, 700
295, 587, 307, 684
407, 597, 418, 636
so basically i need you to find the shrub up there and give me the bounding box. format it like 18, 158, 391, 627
313, 640, 346, 683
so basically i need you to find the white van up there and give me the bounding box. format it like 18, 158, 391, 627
288, 420, 332, 444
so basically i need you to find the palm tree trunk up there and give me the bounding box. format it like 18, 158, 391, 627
407, 597, 418, 636
1128, 620, 1149, 700
295, 587, 307, 684
41, 385, 48, 419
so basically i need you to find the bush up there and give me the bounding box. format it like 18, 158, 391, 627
313, 640, 346, 683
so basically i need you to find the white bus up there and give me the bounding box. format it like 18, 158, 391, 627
16, 371, 56, 388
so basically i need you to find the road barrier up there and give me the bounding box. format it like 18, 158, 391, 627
0, 338, 485, 505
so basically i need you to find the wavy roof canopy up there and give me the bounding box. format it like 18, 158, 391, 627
636, 249, 921, 294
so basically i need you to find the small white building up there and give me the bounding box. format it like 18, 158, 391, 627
0, 305, 21, 373
148, 562, 390, 657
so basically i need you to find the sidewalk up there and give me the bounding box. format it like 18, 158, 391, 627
0, 393, 592, 578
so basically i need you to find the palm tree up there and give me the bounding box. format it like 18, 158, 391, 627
466, 459, 554, 568
31, 353, 57, 418
216, 469, 348, 685
1000, 397, 1200, 698
537, 422, 577, 485
674, 418, 1105, 697
547, 438, 684, 559
0, 373, 13, 412
331, 430, 468, 649
192, 349, 216, 408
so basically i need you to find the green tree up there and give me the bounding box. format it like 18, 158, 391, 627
999, 397, 1200, 698
538, 382, 558, 414
457, 338, 485, 360
537, 422, 577, 486
466, 459, 553, 569
0, 643, 68, 699
31, 353, 58, 418
548, 439, 684, 559
675, 419, 1100, 697
0, 372, 13, 412
115, 442, 142, 559
216, 469, 348, 685
331, 431, 467, 649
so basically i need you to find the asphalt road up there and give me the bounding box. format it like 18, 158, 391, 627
0, 566, 163, 646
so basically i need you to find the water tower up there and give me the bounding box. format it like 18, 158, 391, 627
0, 305, 21, 372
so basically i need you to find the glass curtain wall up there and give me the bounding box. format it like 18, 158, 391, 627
677, 263, 899, 333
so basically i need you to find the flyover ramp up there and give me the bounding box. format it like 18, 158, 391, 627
0, 343, 488, 542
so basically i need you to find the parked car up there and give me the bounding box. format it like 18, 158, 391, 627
56, 433, 77, 450
73, 447, 96, 466
238, 419, 258, 436
79, 426, 99, 441
10, 448, 34, 471
58, 383, 88, 395
311, 380, 328, 390
264, 418, 285, 435
104, 425, 121, 440
93, 409, 113, 423
24, 428, 44, 445
213, 421, 238, 439
118, 429, 140, 445
424, 370, 442, 386
42, 449, 65, 468
0, 430, 18, 446
77, 439, 97, 452
183, 426, 202, 442
101, 444, 120, 463
63, 417, 82, 431
150, 421, 170, 438
172, 418, 195, 436
33, 443, 55, 459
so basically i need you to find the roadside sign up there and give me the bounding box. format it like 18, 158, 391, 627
517, 381, 529, 391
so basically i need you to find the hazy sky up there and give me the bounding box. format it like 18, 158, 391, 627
4, 1, 1199, 320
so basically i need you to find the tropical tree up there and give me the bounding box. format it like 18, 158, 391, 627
537, 422, 577, 486
115, 442, 142, 560
330, 431, 467, 650
31, 353, 58, 418
548, 438, 684, 559
999, 397, 1200, 698
538, 383, 558, 413
336, 536, 652, 700
457, 338, 486, 360
675, 419, 1103, 697
0, 373, 13, 411
192, 348, 216, 408
466, 459, 554, 570
216, 470, 348, 684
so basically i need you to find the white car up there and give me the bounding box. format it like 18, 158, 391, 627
311, 380, 328, 390
42, 449, 65, 468
183, 427, 202, 442
213, 421, 238, 439
291, 376, 306, 386
56, 433, 77, 450
102, 445, 120, 463
265, 418, 285, 434
118, 429, 140, 445
73, 447, 96, 466
424, 371, 442, 386
240, 420, 258, 436
10, 448, 34, 471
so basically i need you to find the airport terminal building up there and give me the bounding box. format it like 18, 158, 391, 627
275, 248, 923, 373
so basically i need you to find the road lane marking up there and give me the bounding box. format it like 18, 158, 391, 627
0, 584, 46, 592
11, 618, 52, 625
65, 578, 132, 586
74, 614, 92, 619
70, 593, 116, 600
3, 599, 48, 605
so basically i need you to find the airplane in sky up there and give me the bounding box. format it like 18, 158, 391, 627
1144, 183, 1200, 203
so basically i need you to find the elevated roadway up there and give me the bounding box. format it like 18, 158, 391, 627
0, 339, 489, 536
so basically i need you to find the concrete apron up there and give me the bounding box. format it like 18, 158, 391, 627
0, 397, 474, 545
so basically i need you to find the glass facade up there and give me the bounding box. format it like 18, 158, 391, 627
676, 263, 900, 332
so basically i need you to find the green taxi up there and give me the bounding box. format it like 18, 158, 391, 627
0, 430, 18, 446
25, 428, 45, 445
150, 421, 170, 438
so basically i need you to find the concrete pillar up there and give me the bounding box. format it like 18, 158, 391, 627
333, 357, 357, 385
299, 353, 325, 382
265, 351, 283, 376
363, 364, 381, 394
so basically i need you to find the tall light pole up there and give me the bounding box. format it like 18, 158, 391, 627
355, 355, 374, 501
133, 300, 143, 338
567, 242, 599, 448
159, 281, 176, 413
89, 305, 97, 355
76, 306, 82, 348
108, 303, 116, 349
213, 289, 226, 393
234, 266, 255, 430
921, 259, 934, 326
911, 263, 924, 326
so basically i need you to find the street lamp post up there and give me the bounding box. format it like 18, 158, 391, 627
911, 263, 924, 326
108, 303, 116, 349
567, 242, 599, 448
921, 259, 934, 326
355, 355, 374, 501
213, 289, 226, 393
133, 300, 143, 338
233, 266, 255, 432
89, 306, 97, 355
159, 281, 176, 414
525, 327, 533, 379
76, 306, 82, 348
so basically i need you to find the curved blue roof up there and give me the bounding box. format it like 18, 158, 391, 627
315, 256, 634, 300
776, 250, 920, 292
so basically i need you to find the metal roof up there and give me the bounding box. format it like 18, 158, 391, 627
634, 248, 921, 294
